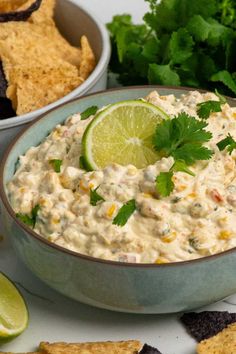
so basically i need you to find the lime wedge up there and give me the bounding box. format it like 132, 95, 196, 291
82, 100, 169, 170
0, 272, 28, 343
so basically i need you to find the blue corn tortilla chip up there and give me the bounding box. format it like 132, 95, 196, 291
0, 0, 42, 22
180, 311, 236, 342
0, 61, 7, 97
139, 343, 162, 354
0, 98, 16, 119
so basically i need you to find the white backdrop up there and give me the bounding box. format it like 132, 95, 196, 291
76, 0, 148, 23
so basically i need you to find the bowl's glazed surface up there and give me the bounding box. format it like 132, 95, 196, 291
1, 86, 236, 314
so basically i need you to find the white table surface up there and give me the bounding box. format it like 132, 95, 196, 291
1, 1, 236, 354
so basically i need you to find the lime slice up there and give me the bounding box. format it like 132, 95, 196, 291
82, 100, 169, 170
0, 272, 28, 343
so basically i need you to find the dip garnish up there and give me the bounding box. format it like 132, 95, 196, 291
49, 159, 62, 173
90, 186, 105, 206
112, 199, 136, 226
16, 204, 40, 228
81, 105, 98, 120
217, 133, 236, 154
153, 112, 213, 196
197, 91, 226, 119
156, 160, 195, 197
153, 112, 213, 165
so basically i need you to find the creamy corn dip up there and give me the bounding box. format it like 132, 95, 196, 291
7, 91, 236, 263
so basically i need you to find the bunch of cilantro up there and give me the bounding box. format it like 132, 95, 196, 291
107, 0, 236, 96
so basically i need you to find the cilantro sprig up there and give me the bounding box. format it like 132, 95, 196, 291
107, 1, 236, 96
217, 134, 236, 154
153, 112, 213, 197
153, 112, 213, 165
16, 204, 40, 228
90, 187, 105, 206
112, 199, 136, 226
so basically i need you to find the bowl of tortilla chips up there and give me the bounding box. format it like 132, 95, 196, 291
0, 0, 110, 157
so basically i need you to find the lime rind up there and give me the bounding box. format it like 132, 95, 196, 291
82, 100, 169, 170
0, 272, 29, 343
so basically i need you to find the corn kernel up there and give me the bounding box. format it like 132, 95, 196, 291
74, 192, 81, 200
176, 185, 187, 192
233, 112, 236, 119
127, 166, 137, 176
89, 173, 96, 180
142, 193, 152, 198
19, 187, 26, 193
107, 204, 116, 218
52, 218, 60, 224
52, 130, 60, 139
88, 183, 94, 189
217, 217, 228, 226
60, 175, 70, 188
161, 232, 177, 243
218, 230, 232, 240
79, 180, 89, 192
155, 257, 169, 264
188, 192, 197, 198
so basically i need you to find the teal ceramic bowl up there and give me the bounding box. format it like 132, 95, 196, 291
1, 86, 236, 314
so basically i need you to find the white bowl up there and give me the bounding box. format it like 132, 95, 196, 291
0, 0, 111, 158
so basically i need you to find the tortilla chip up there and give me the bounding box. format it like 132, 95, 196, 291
0, 0, 42, 22
139, 344, 162, 354
181, 311, 236, 342
0, 0, 26, 12
0, 20, 81, 68
0, 0, 95, 115
5, 63, 83, 115
25, 0, 55, 24
79, 35, 96, 79
32, 23, 82, 68
197, 323, 236, 354
39, 340, 142, 354
0, 97, 16, 118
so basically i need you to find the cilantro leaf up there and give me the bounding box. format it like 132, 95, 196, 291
197, 89, 227, 119
148, 64, 180, 86
171, 159, 195, 176
16, 213, 34, 227
197, 100, 222, 119
169, 28, 194, 64
90, 187, 105, 206
217, 134, 236, 154
81, 106, 98, 120
156, 160, 195, 197
112, 199, 136, 226
153, 112, 213, 164
16, 204, 40, 228
172, 143, 213, 165
156, 171, 174, 197
107, 0, 236, 95
49, 159, 62, 173
211, 70, 236, 95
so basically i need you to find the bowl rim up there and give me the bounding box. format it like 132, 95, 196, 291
1, 84, 236, 268
0, 0, 111, 130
